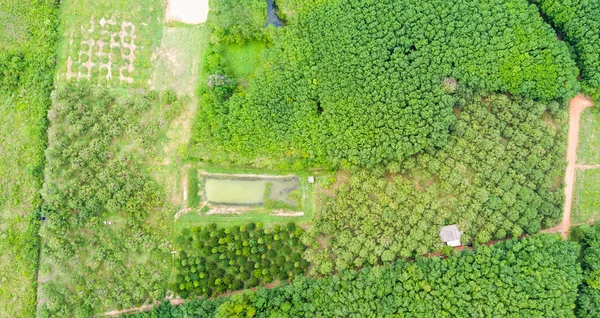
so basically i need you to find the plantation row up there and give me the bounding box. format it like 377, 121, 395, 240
38, 84, 184, 316
303, 89, 568, 274
130, 235, 582, 317
173, 223, 308, 298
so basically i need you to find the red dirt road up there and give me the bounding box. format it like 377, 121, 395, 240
544, 94, 594, 238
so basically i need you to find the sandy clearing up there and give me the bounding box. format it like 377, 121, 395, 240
166, 0, 209, 24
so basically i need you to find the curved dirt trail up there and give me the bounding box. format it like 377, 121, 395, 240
544, 95, 594, 238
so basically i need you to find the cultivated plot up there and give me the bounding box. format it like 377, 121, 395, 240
56, 0, 163, 88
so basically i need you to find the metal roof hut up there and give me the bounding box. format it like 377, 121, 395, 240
440, 224, 463, 247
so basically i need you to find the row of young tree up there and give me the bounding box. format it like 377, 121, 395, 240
534, 0, 600, 99
194, 0, 579, 168
38, 84, 184, 317
130, 235, 582, 317
302, 89, 568, 274
173, 223, 308, 298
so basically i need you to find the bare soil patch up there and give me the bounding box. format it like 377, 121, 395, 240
166, 0, 209, 24
270, 211, 304, 217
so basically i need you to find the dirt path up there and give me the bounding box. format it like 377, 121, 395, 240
544, 95, 594, 238
199, 171, 297, 179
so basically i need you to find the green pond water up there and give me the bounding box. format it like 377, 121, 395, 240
204, 178, 299, 205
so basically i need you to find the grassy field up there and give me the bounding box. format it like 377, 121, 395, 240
573, 168, 600, 225
152, 26, 209, 95
0, 0, 59, 316
223, 40, 267, 82
578, 108, 600, 164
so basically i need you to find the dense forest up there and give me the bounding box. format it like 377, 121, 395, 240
573, 224, 600, 317
303, 89, 568, 273
129, 235, 583, 317
193, 0, 578, 168
38, 84, 184, 316
535, 0, 600, 100
0, 0, 59, 316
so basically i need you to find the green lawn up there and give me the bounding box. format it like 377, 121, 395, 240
223, 40, 267, 82
578, 108, 600, 164
573, 168, 600, 225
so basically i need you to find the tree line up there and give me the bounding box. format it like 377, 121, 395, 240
129, 235, 582, 317
534, 0, 600, 100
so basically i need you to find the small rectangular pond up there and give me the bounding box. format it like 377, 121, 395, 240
203, 175, 300, 206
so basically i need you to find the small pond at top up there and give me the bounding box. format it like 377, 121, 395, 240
204, 177, 299, 205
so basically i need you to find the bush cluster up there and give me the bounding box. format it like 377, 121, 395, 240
38, 84, 184, 316
173, 223, 308, 298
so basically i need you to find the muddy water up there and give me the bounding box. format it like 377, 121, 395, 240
266, 0, 282, 27
204, 177, 299, 205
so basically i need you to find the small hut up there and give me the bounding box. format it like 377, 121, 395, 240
440, 224, 463, 247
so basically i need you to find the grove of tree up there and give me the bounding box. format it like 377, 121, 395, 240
194, 0, 579, 168
130, 235, 583, 317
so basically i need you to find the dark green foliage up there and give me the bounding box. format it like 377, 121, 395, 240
572, 224, 600, 317
534, 0, 600, 99
194, 0, 579, 168
208, 0, 268, 44
304, 90, 568, 274
131, 235, 582, 317
173, 223, 307, 298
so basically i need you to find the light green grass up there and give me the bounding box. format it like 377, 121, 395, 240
152, 26, 210, 95
573, 168, 600, 224
223, 40, 267, 80
0, 95, 42, 318
578, 108, 600, 164
55, 0, 163, 88
0, 0, 58, 316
